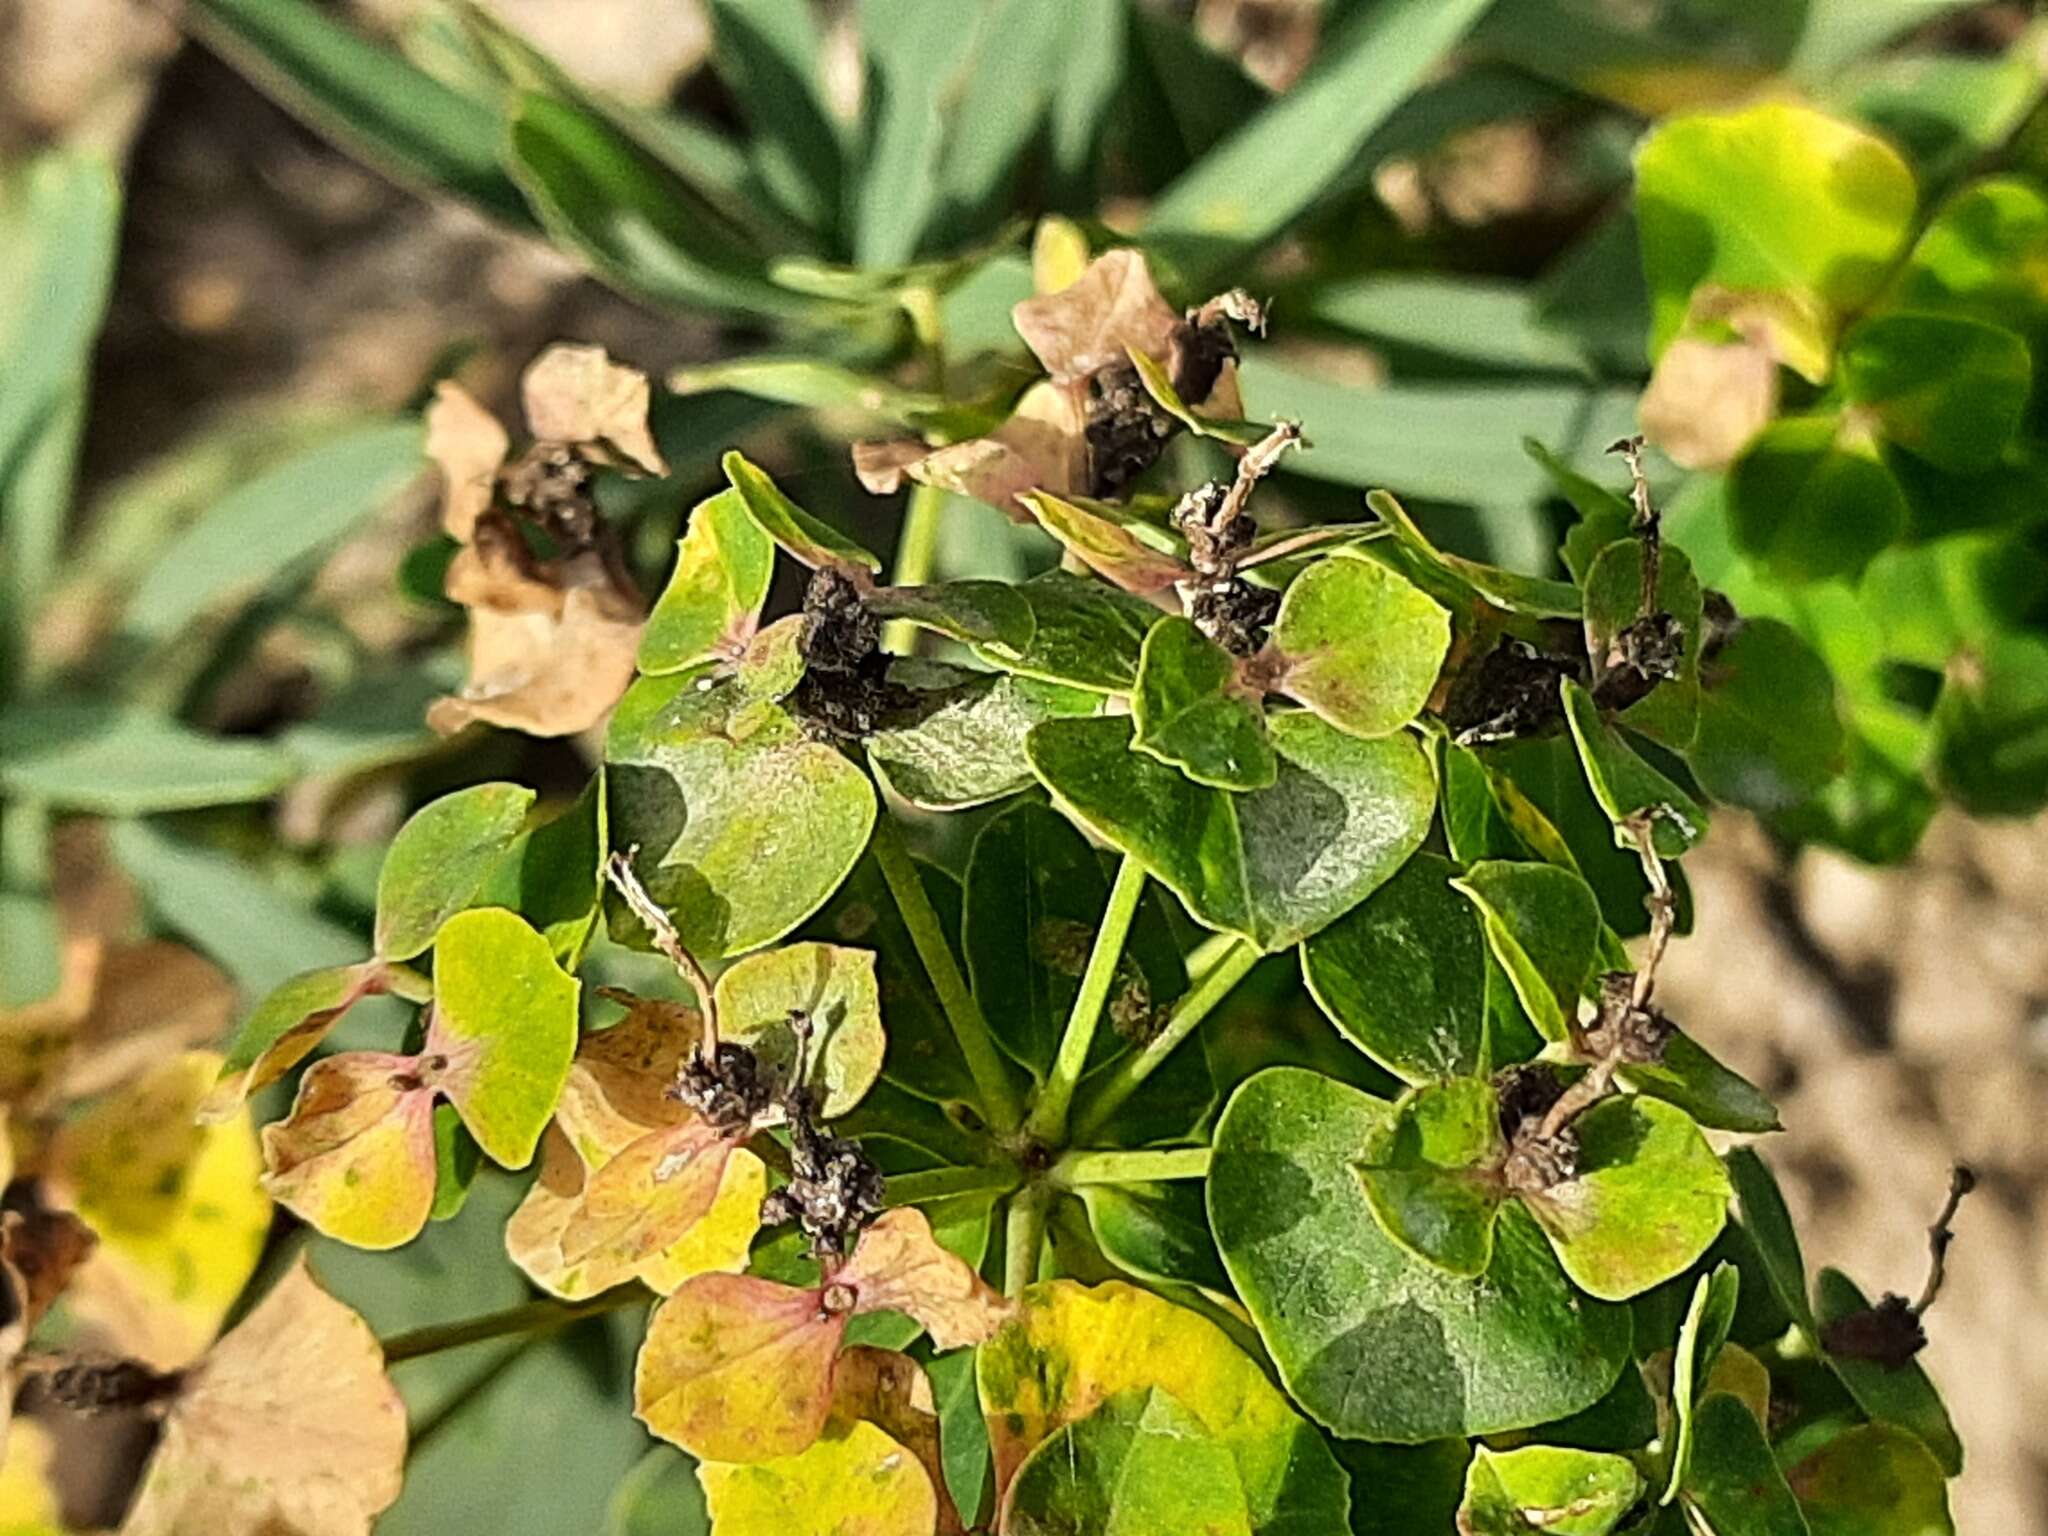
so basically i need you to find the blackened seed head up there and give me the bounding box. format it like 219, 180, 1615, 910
800, 567, 881, 674
1494, 1062, 1568, 1142
1085, 359, 1180, 499
501, 443, 600, 549
1188, 578, 1280, 658
1444, 638, 1579, 747
1820, 1293, 1927, 1370
1168, 316, 1238, 407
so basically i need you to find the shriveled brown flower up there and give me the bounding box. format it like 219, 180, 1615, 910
854, 248, 1254, 518
425, 344, 666, 738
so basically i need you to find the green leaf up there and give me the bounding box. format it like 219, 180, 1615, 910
1209, 1067, 1631, 1442
1142, 0, 1496, 281
0, 705, 293, 814
1301, 851, 1488, 1083
606, 667, 877, 960
1690, 618, 1845, 815
1268, 554, 1451, 739
1891, 175, 2048, 342
1459, 1444, 1644, 1536
1131, 618, 1276, 791
1619, 1033, 1781, 1136
639, 489, 775, 676
1522, 1097, 1730, 1303
0, 150, 118, 613
1078, 1182, 1230, 1294
722, 450, 881, 571
1365, 489, 1582, 619
1561, 680, 1710, 859
1787, 1423, 1954, 1536
1727, 414, 1909, 583
1665, 1265, 1741, 1503
1451, 861, 1601, 1046
1928, 631, 2048, 817
976, 1279, 1351, 1536
1815, 1269, 1962, 1476
1027, 713, 1435, 952
1839, 312, 2031, 474
505, 93, 805, 319
1581, 539, 1705, 751
925, 1346, 990, 1527
712, 942, 884, 1117
851, 0, 983, 267
429, 907, 580, 1169
375, 782, 536, 960
1006, 1387, 1256, 1536
476, 773, 608, 968
1724, 1148, 1817, 1338
867, 663, 1099, 811
185, 0, 533, 225
1356, 1078, 1505, 1280
864, 581, 1037, 654
699, 1419, 940, 1533
1019, 490, 1193, 597
430, 1104, 483, 1222
708, 0, 842, 237
120, 419, 426, 644
964, 801, 1183, 1084
1682, 1393, 1810, 1536
972, 570, 1161, 694
1308, 276, 1595, 376
1635, 102, 1915, 381
205, 960, 411, 1117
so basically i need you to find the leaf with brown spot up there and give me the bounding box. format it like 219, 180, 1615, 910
520, 343, 667, 475
259, 1053, 438, 1252
120, 1258, 406, 1536
1013, 249, 1187, 386
555, 1116, 740, 1272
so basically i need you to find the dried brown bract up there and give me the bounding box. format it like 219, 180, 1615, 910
424, 344, 665, 738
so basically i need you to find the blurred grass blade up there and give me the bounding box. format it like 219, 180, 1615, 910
109, 821, 374, 999
506, 91, 817, 319
1143, 0, 1495, 281
1792, 0, 1983, 81
931, 0, 1078, 239
1303, 275, 1594, 376
852, 0, 983, 266
709, 0, 844, 238
185, 0, 535, 227
0, 151, 120, 629
120, 421, 426, 647
0, 705, 294, 814
1047, 0, 1128, 201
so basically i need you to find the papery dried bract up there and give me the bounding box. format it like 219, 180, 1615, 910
521, 343, 668, 476
838, 1208, 1012, 1351
556, 1116, 739, 1271
120, 1259, 406, 1536
1013, 249, 1189, 386
425, 380, 510, 540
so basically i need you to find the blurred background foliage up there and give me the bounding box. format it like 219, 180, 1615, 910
2, 1, 2046, 1532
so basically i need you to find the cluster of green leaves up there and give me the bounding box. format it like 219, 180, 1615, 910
1636, 89, 2048, 853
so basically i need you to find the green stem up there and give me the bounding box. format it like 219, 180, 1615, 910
1071, 940, 1260, 1144
868, 810, 1024, 1135
380, 1288, 643, 1366
881, 481, 947, 655
1003, 1184, 1052, 1297
886, 1162, 1022, 1206
407, 1335, 541, 1452
0, 797, 51, 892
1183, 930, 1239, 981
1052, 1146, 1211, 1188
1024, 854, 1147, 1145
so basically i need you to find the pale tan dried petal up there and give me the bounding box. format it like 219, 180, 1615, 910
1013, 249, 1183, 384
520, 343, 668, 476
885, 381, 1088, 521
842, 1209, 1013, 1351
425, 380, 510, 542
851, 438, 928, 496
120, 1258, 406, 1536
430, 513, 646, 738
1640, 335, 1779, 471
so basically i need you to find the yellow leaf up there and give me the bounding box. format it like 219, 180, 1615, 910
50, 1052, 270, 1369
699, 1418, 937, 1536
260, 1054, 436, 1252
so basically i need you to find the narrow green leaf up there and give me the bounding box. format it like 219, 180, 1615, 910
1451, 861, 1601, 1045
722, 450, 881, 571
1683, 1393, 1811, 1536
1131, 617, 1276, 791
1561, 680, 1710, 859
1725, 1147, 1816, 1337
186, 0, 533, 225
709, 0, 843, 236
1356, 1077, 1505, 1279
0, 705, 293, 815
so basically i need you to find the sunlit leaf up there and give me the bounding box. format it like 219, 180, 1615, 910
1561, 680, 1710, 858
1131, 617, 1276, 790
374, 784, 535, 960
1266, 554, 1450, 739
639, 489, 775, 675
1459, 1444, 1643, 1536
1681, 1391, 1808, 1536
713, 942, 884, 1117
1356, 1077, 1505, 1278
1787, 1423, 1953, 1536
202, 962, 413, 1122
1006, 1386, 1255, 1536
262, 1053, 439, 1251
1451, 861, 1601, 1045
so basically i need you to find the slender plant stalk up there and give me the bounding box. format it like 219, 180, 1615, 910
1003, 1184, 1053, 1297
407, 1334, 543, 1452
380, 1288, 643, 1366
1024, 854, 1147, 1144
1052, 1146, 1211, 1187
1071, 939, 1259, 1143
886, 1162, 1024, 1206
881, 481, 947, 656
868, 810, 1024, 1134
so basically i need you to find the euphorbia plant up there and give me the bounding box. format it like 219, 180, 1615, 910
59, 243, 1949, 1536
